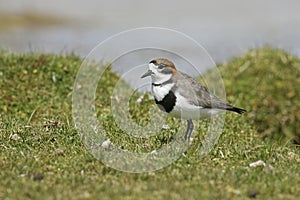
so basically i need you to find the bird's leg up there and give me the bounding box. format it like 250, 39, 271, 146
184, 119, 194, 142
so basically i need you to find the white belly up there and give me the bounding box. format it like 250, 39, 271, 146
170, 92, 223, 120
170, 106, 222, 120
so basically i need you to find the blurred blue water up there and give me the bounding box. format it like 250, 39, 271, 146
1, 0, 300, 72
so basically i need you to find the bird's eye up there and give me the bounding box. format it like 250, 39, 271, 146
158, 65, 164, 69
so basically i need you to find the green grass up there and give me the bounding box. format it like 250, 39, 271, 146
209, 47, 300, 144
0, 48, 299, 199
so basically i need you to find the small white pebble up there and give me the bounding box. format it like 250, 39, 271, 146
136, 95, 144, 103
150, 150, 158, 156
162, 124, 170, 130
76, 84, 82, 89
10, 134, 21, 141
249, 160, 266, 167
52, 75, 57, 83
101, 139, 111, 149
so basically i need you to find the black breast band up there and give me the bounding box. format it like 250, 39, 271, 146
155, 90, 176, 113
152, 79, 173, 87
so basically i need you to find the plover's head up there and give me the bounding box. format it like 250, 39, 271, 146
141, 58, 177, 83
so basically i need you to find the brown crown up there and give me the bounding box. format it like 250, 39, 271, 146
150, 58, 177, 70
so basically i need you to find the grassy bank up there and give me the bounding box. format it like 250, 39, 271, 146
0, 48, 299, 199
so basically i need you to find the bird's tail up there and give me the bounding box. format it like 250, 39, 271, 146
226, 106, 247, 114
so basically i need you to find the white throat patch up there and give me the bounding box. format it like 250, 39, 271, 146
149, 63, 172, 85
152, 83, 175, 101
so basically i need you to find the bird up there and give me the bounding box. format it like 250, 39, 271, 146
141, 58, 246, 142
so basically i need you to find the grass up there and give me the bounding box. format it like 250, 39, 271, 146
0, 48, 299, 199
208, 47, 300, 143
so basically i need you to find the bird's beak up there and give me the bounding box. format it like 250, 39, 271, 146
141, 70, 153, 78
